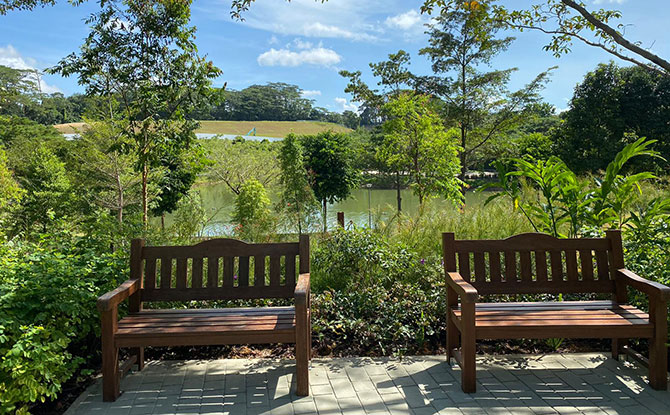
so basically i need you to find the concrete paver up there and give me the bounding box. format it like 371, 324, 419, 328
66, 353, 669, 415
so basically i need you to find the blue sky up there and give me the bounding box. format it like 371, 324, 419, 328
1, 0, 669, 113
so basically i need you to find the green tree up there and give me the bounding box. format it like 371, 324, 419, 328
51, 0, 221, 226
0, 148, 23, 213
67, 119, 141, 225
0, 65, 39, 116
277, 133, 319, 234
232, 179, 275, 241
419, 1, 553, 176
11, 145, 72, 235
204, 138, 280, 195
381, 93, 463, 207
301, 131, 359, 232
555, 62, 670, 173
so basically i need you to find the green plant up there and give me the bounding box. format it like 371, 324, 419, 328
0, 234, 125, 414
231, 179, 275, 242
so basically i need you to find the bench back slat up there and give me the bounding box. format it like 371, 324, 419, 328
132, 236, 309, 302
444, 232, 622, 296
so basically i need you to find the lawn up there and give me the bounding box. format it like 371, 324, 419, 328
53, 120, 352, 137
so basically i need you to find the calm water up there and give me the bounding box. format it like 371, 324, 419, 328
174, 184, 485, 236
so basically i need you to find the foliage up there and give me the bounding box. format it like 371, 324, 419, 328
50, 0, 221, 225
276, 134, 320, 234
204, 138, 280, 195
66, 119, 141, 225
419, 1, 554, 175
301, 131, 359, 231
484, 137, 662, 237
0, 234, 125, 414
555, 62, 670, 173
9, 145, 73, 236
231, 179, 275, 242
169, 189, 206, 242
312, 282, 445, 356
380, 93, 463, 206
0, 148, 23, 213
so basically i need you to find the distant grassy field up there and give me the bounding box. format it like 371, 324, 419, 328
53, 120, 352, 137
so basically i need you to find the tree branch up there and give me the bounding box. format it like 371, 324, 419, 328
561, 0, 670, 74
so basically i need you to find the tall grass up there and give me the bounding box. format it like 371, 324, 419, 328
375, 197, 533, 259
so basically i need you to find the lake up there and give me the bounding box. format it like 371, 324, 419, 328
174, 184, 486, 236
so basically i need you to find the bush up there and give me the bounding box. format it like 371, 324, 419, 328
312, 282, 445, 356
0, 234, 125, 414
231, 179, 275, 241
311, 227, 440, 293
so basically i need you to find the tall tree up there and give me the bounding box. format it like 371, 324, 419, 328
277, 133, 319, 235
419, 0, 553, 177
380, 93, 463, 206
50, 0, 221, 226
301, 131, 359, 232
555, 62, 670, 173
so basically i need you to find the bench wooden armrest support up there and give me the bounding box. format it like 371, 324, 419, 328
446, 272, 479, 303
294, 273, 310, 305
617, 269, 670, 301
97, 279, 141, 312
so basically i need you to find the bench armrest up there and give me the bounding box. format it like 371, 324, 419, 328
446, 271, 479, 303
294, 273, 310, 305
617, 269, 670, 302
97, 279, 141, 312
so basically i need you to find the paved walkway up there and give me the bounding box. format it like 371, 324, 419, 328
66, 353, 670, 415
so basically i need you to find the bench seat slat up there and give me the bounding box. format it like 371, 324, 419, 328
115, 307, 296, 341
450, 301, 653, 340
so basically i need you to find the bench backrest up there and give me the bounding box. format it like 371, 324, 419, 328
442, 230, 625, 296
130, 235, 309, 303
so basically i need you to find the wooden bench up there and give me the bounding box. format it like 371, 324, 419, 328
443, 230, 670, 393
97, 235, 311, 401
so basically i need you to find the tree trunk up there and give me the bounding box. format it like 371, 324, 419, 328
116, 172, 124, 225
396, 171, 402, 212
322, 199, 327, 233
142, 164, 148, 228
161, 214, 165, 230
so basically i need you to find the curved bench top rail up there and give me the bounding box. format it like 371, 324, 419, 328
452, 233, 610, 252
142, 239, 300, 259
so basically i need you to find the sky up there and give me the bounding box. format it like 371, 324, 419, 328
1, 0, 669, 114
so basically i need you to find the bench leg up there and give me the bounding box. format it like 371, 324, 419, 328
461, 302, 476, 393
295, 303, 309, 396
132, 347, 145, 371
446, 287, 458, 363
649, 299, 668, 390
612, 339, 627, 360
101, 312, 120, 402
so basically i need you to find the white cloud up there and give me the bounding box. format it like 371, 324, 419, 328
385, 10, 422, 30
0, 44, 36, 70
0, 45, 61, 94
301, 90, 322, 98
257, 46, 341, 67
213, 0, 384, 42
335, 97, 359, 112
291, 38, 313, 50
301, 22, 377, 42
593, 0, 626, 4
269, 35, 279, 45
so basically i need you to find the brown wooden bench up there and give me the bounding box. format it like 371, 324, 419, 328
443, 230, 670, 393
97, 235, 311, 401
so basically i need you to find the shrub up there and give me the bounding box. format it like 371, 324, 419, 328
231, 179, 275, 241
311, 282, 445, 357
0, 235, 125, 414
311, 227, 440, 293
